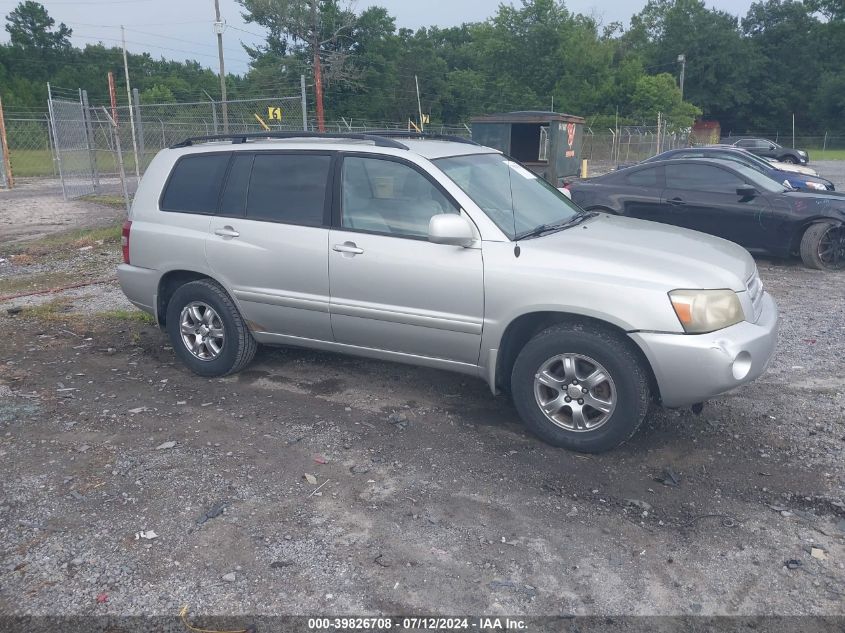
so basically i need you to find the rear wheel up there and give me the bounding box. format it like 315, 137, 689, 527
800, 221, 845, 270
510, 324, 650, 453
166, 279, 257, 376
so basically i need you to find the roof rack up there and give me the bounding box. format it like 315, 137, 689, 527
169, 131, 409, 150
365, 130, 480, 146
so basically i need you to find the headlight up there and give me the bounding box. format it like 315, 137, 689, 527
669, 289, 745, 333
805, 181, 827, 190
798, 150, 807, 156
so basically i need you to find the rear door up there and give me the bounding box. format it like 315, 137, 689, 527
662, 163, 772, 249
204, 151, 334, 341
327, 154, 484, 365
613, 164, 670, 222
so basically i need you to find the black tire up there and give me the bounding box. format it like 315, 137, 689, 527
779, 155, 799, 164
800, 221, 845, 271
510, 323, 650, 453
165, 279, 257, 377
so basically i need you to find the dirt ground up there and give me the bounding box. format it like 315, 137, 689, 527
0, 178, 844, 618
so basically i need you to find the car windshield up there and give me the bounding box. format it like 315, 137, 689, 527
715, 160, 788, 193
434, 153, 580, 239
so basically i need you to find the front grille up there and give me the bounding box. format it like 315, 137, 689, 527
746, 271, 764, 321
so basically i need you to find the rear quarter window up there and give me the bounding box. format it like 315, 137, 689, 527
160, 153, 230, 214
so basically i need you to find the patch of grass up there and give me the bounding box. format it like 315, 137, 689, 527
0, 223, 123, 259
99, 309, 156, 325
17, 298, 75, 321
0, 270, 82, 296
807, 149, 845, 161
8, 148, 141, 178
79, 194, 129, 210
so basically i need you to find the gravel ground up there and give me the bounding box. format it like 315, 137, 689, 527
0, 179, 125, 246
0, 205, 844, 619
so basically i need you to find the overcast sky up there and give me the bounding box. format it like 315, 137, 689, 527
1, 0, 756, 75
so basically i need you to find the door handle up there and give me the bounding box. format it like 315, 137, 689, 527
214, 226, 240, 238
668, 197, 685, 206
332, 242, 364, 255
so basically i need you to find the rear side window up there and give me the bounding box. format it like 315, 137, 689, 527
246, 153, 331, 226
161, 153, 230, 213
625, 167, 660, 187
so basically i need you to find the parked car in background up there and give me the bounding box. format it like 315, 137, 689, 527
569, 158, 845, 270
721, 137, 809, 164
119, 132, 779, 453
629, 146, 835, 191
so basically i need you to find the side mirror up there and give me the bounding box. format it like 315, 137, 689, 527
736, 185, 757, 198
428, 213, 475, 247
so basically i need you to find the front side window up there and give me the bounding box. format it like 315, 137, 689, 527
435, 153, 580, 239
161, 153, 230, 213
665, 164, 745, 192
246, 153, 331, 226
341, 156, 459, 238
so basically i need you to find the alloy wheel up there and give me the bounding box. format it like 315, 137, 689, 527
179, 301, 225, 361
533, 353, 617, 432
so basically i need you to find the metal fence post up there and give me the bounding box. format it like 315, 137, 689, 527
0, 94, 13, 189
44, 113, 57, 177
301, 74, 308, 131
46, 83, 68, 200
132, 88, 145, 173
81, 89, 100, 191
101, 106, 130, 211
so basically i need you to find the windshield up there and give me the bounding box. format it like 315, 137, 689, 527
721, 161, 789, 193
434, 153, 581, 239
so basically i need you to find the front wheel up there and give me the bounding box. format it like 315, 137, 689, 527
165, 279, 257, 376
511, 324, 650, 453
779, 155, 799, 164
800, 221, 845, 270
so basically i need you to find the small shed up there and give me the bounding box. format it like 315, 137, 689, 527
470, 111, 586, 185
692, 119, 721, 145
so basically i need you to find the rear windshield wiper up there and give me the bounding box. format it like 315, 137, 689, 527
515, 211, 598, 241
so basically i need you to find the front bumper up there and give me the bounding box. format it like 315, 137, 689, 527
629, 292, 778, 407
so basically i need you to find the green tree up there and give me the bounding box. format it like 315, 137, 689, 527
5, 1, 71, 51
631, 72, 701, 129
626, 0, 750, 127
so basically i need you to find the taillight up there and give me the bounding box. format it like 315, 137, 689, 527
121, 220, 132, 264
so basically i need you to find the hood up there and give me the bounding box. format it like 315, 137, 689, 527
768, 160, 818, 176
528, 214, 755, 291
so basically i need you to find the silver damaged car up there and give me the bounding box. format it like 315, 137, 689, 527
118, 132, 778, 452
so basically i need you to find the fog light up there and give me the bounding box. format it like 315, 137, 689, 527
732, 351, 752, 380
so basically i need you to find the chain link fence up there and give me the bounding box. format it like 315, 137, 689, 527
581, 126, 691, 175
2, 83, 310, 206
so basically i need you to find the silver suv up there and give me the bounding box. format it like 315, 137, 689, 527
118, 132, 778, 452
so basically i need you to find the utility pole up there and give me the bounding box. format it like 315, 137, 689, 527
121, 25, 140, 178
311, 0, 325, 132
415, 75, 424, 132
677, 53, 686, 100
213, 0, 228, 133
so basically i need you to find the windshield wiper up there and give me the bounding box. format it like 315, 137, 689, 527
515, 211, 598, 241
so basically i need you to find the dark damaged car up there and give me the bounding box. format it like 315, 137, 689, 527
569, 158, 845, 270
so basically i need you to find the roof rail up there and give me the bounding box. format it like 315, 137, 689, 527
365, 130, 480, 146
169, 131, 409, 150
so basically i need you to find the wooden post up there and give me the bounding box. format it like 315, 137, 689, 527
0, 94, 13, 188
